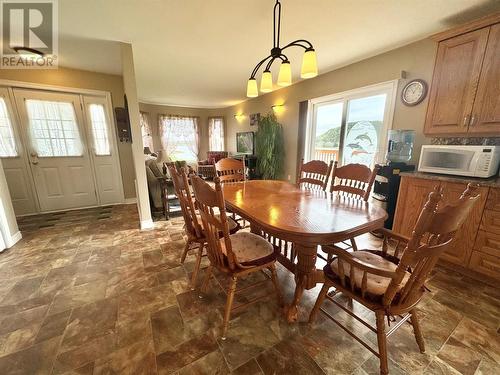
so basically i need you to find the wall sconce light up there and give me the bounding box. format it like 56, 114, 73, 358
234, 113, 245, 121
271, 104, 285, 114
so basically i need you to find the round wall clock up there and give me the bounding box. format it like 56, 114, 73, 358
401, 79, 428, 106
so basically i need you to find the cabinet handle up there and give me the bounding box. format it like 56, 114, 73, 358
463, 114, 470, 127
470, 114, 476, 127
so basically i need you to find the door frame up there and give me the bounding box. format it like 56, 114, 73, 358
0, 79, 125, 215
305, 79, 399, 165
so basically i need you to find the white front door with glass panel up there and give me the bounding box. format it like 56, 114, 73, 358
0, 88, 38, 215
13, 89, 98, 212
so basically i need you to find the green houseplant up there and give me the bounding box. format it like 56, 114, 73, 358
255, 113, 285, 180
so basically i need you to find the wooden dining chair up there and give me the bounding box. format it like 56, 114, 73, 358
190, 175, 283, 339
297, 158, 334, 191
169, 166, 239, 288
309, 184, 480, 375
215, 157, 246, 183
321, 161, 381, 260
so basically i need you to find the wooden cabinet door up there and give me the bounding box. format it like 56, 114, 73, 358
424, 28, 489, 135
393, 177, 439, 237
470, 24, 500, 134
440, 182, 488, 266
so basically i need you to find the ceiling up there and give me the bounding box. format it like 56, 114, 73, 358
56, 0, 499, 108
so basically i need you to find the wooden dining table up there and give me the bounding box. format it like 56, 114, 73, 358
221, 180, 388, 322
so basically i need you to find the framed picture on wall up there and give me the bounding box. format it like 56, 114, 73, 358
249, 113, 260, 126
236, 132, 254, 155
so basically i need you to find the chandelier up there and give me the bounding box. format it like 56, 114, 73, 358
246, 0, 318, 97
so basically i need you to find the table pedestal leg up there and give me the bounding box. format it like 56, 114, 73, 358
285, 243, 318, 322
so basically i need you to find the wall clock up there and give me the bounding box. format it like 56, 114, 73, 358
401, 79, 428, 106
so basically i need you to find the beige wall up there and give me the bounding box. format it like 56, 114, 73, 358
0, 67, 136, 199
139, 102, 212, 161
219, 38, 438, 181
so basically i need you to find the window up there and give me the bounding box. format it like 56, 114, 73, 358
208, 116, 224, 151
25, 99, 83, 157
306, 81, 397, 167
140, 111, 154, 151
88, 104, 110, 155
0, 97, 17, 157
159, 115, 199, 162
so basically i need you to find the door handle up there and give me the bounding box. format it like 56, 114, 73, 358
470, 114, 476, 127
30, 152, 39, 165
463, 114, 470, 127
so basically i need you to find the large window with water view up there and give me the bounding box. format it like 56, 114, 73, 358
307, 82, 396, 167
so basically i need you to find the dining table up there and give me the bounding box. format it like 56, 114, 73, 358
221, 179, 388, 322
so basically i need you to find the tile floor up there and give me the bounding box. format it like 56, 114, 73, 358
0, 204, 499, 374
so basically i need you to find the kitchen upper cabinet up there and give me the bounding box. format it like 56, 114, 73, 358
424, 28, 489, 135
424, 13, 500, 136
470, 23, 500, 133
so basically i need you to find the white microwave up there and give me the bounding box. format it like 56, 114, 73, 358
418, 145, 500, 178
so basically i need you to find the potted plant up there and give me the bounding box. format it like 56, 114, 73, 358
255, 113, 285, 179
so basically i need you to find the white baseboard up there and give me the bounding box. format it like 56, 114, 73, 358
124, 197, 137, 204
5, 231, 22, 248
140, 219, 154, 230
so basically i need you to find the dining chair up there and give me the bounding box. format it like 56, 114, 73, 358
297, 158, 334, 191
215, 157, 246, 183
321, 162, 380, 260
309, 184, 480, 375
169, 166, 239, 288
190, 175, 283, 339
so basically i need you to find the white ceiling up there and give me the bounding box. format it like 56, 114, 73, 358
57, 0, 499, 108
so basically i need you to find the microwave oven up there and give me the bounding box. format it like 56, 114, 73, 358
418, 145, 500, 178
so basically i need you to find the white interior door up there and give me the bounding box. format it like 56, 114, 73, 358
13, 89, 98, 212
83, 95, 124, 205
0, 87, 38, 215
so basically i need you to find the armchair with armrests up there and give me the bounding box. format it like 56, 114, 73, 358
198, 151, 228, 179
309, 184, 481, 375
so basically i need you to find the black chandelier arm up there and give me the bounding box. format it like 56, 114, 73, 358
273, 0, 282, 48
264, 54, 288, 71
250, 54, 273, 79
281, 39, 314, 51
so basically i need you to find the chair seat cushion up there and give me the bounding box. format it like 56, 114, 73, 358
221, 232, 275, 267
195, 214, 240, 235
326, 251, 410, 298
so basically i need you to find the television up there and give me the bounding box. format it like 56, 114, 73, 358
236, 132, 254, 155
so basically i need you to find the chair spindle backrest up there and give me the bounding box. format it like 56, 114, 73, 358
383, 184, 480, 308
330, 161, 379, 201
297, 159, 334, 191
168, 166, 202, 238
215, 157, 246, 183
190, 176, 237, 271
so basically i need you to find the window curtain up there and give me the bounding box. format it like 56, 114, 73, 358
208, 116, 224, 151
139, 111, 154, 152
158, 114, 199, 162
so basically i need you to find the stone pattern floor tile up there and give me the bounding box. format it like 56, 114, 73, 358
0, 205, 497, 374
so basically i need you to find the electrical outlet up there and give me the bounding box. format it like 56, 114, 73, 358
287, 175, 291, 181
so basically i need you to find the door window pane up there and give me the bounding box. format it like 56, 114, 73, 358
0, 97, 17, 157
89, 104, 110, 155
343, 94, 387, 166
313, 102, 342, 163
26, 100, 83, 157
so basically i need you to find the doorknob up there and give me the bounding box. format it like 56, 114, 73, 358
30, 152, 39, 165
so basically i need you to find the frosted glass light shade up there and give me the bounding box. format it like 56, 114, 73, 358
246, 78, 258, 97
277, 61, 292, 86
260, 70, 273, 92
301, 49, 318, 79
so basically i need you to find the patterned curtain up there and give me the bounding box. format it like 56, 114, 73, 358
208, 116, 224, 151
139, 111, 154, 151
158, 115, 199, 162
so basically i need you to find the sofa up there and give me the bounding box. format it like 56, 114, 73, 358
198, 151, 228, 179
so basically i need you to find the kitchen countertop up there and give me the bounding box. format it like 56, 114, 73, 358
399, 171, 500, 188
